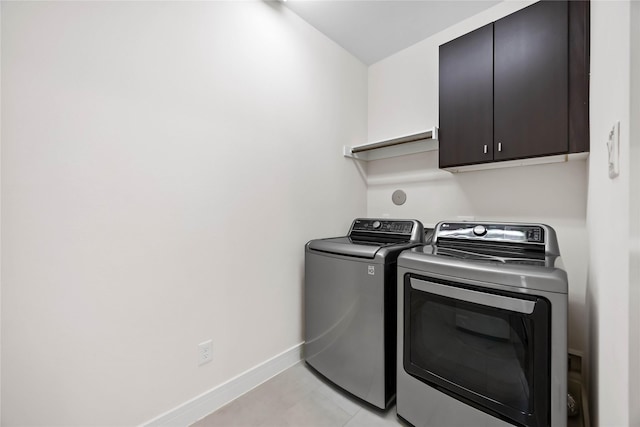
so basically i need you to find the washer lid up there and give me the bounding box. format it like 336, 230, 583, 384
308, 237, 383, 259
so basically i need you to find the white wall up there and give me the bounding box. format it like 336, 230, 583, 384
629, 2, 640, 426
630, 2, 640, 425
0, 3, 3, 423
587, 1, 634, 426
0, 2, 367, 425
367, 0, 589, 355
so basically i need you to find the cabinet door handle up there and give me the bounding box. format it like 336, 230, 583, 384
483, 144, 488, 154
498, 143, 503, 152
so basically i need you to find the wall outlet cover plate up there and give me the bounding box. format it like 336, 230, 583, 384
607, 121, 620, 179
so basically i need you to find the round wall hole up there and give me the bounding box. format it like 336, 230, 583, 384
392, 189, 407, 206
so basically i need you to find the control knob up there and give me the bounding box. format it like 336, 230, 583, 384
473, 225, 487, 236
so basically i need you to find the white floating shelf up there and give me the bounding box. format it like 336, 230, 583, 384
344, 127, 439, 161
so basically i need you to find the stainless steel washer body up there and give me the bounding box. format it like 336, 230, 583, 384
397, 221, 568, 427
304, 218, 424, 409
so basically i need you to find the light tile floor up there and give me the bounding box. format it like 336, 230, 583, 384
192, 362, 403, 427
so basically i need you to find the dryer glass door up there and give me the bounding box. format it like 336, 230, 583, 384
403, 275, 551, 427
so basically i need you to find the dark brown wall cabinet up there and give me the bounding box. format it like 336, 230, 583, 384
438, 0, 590, 169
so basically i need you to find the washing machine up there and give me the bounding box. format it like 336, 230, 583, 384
397, 221, 568, 427
305, 218, 425, 409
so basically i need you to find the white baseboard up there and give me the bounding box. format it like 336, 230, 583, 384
142, 343, 304, 427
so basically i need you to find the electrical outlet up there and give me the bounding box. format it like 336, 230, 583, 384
198, 340, 213, 366
568, 352, 583, 374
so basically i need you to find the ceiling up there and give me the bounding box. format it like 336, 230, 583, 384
283, 0, 501, 65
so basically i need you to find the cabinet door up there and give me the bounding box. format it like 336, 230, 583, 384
494, 0, 568, 161
439, 24, 493, 168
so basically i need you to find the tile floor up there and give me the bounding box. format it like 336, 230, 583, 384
192, 362, 403, 427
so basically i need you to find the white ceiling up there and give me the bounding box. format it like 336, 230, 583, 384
284, 0, 501, 65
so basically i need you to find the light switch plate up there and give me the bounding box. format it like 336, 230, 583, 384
607, 121, 620, 179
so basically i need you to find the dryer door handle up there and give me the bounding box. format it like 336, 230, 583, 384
410, 278, 536, 314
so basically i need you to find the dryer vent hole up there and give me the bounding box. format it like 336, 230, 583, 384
392, 190, 406, 206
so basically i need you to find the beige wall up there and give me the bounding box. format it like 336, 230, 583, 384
0, 2, 367, 425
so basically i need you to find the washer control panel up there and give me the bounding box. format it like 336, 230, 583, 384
351, 219, 414, 235
473, 225, 487, 236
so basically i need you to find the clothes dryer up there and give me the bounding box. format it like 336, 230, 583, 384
397, 221, 568, 427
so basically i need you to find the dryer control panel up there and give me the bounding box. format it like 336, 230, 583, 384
437, 222, 545, 244
433, 221, 560, 256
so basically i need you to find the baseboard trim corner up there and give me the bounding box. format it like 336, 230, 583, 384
141, 343, 303, 427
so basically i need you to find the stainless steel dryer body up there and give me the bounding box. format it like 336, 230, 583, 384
397, 221, 568, 427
